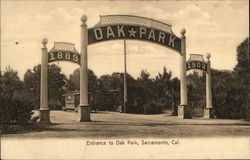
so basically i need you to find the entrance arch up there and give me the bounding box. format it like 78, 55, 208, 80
186, 54, 214, 118
39, 41, 82, 124
78, 15, 189, 121
39, 15, 190, 124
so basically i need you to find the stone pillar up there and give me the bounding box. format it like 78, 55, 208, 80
204, 53, 214, 118
78, 15, 91, 122
39, 38, 51, 124
178, 28, 191, 119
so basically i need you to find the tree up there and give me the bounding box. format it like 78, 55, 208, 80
95, 74, 114, 110
154, 67, 173, 106
67, 68, 98, 93
0, 66, 23, 98
211, 69, 243, 118
138, 69, 151, 81
23, 65, 41, 108
98, 74, 113, 91
233, 38, 249, 119
187, 71, 206, 117
0, 67, 34, 129
211, 37, 249, 119
169, 77, 180, 116
137, 69, 154, 104
234, 38, 249, 84
23, 64, 67, 109
110, 72, 123, 90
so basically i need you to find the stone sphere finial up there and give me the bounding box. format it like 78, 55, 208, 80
42, 38, 48, 46
206, 53, 211, 60
81, 15, 87, 23
181, 28, 186, 36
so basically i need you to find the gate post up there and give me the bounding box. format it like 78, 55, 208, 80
78, 15, 91, 122
39, 38, 51, 124
204, 53, 214, 118
178, 29, 191, 119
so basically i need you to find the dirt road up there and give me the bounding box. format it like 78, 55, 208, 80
2, 110, 250, 138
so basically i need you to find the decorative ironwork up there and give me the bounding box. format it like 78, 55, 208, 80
95, 15, 173, 34
188, 54, 205, 62
48, 42, 81, 65
49, 42, 79, 54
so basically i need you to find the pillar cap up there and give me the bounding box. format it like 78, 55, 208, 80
42, 38, 48, 47
81, 15, 87, 23
180, 28, 186, 36
206, 53, 211, 60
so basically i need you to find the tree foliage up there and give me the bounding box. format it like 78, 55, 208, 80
23, 64, 67, 109
0, 66, 23, 98
0, 67, 34, 130
187, 71, 206, 116
211, 69, 242, 118
233, 38, 250, 118
67, 68, 98, 93
92, 67, 178, 114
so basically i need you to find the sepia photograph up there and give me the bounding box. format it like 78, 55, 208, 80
0, 0, 249, 159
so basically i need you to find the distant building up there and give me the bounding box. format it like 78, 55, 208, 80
62, 90, 95, 112
62, 89, 122, 112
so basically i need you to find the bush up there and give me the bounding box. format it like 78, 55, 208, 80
0, 96, 34, 126
143, 100, 164, 114
211, 69, 249, 119
125, 98, 164, 114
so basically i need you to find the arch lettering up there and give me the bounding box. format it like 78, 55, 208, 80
88, 25, 181, 53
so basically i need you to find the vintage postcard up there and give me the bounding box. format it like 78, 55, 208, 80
1, 0, 249, 159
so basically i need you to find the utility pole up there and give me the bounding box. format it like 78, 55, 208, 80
123, 40, 127, 113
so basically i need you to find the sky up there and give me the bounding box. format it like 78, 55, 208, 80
1, 0, 249, 80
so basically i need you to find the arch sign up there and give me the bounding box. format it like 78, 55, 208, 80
38, 15, 214, 124
88, 25, 181, 52
186, 54, 214, 118
186, 60, 207, 72
48, 42, 81, 65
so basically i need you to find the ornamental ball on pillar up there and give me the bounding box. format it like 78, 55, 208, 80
42, 38, 48, 47
180, 28, 186, 36
81, 15, 87, 23
206, 53, 211, 60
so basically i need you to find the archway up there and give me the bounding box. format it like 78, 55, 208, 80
80, 15, 191, 121
186, 54, 214, 118
38, 15, 190, 124
39, 41, 81, 124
